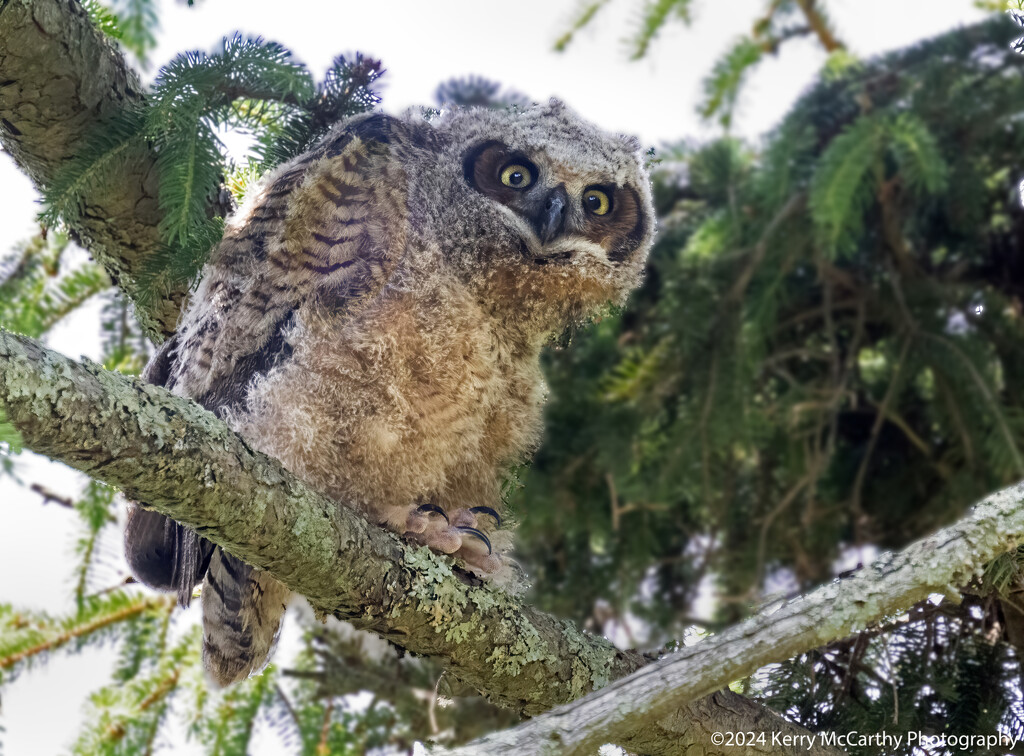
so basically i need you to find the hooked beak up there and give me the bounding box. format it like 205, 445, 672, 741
535, 185, 568, 245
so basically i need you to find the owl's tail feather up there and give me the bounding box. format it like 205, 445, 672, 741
123, 505, 214, 606
201, 548, 291, 687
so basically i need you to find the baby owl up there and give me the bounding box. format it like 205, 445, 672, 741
124, 100, 655, 685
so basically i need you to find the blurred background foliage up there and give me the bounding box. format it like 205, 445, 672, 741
3, 1, 1024, 754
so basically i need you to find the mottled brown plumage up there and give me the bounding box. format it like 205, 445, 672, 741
125, 100, 655, 685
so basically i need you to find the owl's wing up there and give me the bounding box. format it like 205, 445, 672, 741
166, 112, 415, 412
126, 113, 420, 606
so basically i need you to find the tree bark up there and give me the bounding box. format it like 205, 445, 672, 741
9, 328, 1024, 754
3, 5, 1017, 751
0, 0, 183, 340
0, 327, 849, 754
442, 479, 1024, 755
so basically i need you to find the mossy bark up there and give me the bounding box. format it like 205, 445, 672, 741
0, 328, 849, 754
0, 0, 184, 340
455, 480, 1024, 754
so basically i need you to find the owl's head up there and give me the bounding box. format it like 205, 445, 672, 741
400, 100, 655, 337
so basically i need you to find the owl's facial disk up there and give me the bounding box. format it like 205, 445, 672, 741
463, 141, 644, 263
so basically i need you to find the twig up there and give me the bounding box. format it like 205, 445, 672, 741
849, 333, 914, 541
316, 698, 334, 755
275, 683, 302, 733
1, 595, 174, 671
29, 483, 74, 509
793, 0, 845, 52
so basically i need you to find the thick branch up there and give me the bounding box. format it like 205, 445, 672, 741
0, 0, 183, 340
0, 328, 840, 754
446, 485, 1024, 755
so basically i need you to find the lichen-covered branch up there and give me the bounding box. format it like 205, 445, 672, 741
445, 483, 1024, 755
0, 328, 839, 754
0, 0, 183, 340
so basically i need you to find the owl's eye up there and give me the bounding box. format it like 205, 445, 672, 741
500, 163, 534, 189
584, 188, 611, 216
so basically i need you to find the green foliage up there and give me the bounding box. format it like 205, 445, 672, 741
39, 109, 148, 232
809, 113, 885, 254
755, 599, 1024, 752
85, 0, 161, 68
0, 232, 110, 339
0, 407, 22, 477
41, 38, 383, 304
70, 623, 192, 756
9, 6, 1024, 754
83, 0, 123, 43
514, 19, 1024, 730
254, 53, 384, 170
809, 113, 948, 255
72, 481, 120, 611
699, 38, 762, 128
556, 0, 853, 126
553, 0, 693, 59
0, 591, 173, 686
99, 289, 152, 374
135, 218, 225, 307
190, 665, 276, 756
107, 0, 160, 67
554, 0, 612, 52
628, 0, 694, 59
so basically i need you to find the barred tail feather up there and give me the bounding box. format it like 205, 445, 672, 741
201, 548, 291, 687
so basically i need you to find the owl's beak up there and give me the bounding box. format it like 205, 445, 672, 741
536, 185, 568, 245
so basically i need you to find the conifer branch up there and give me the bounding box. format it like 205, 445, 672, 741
443, 480, 1024, 755
553, 0, 611, 52
0, 327, 833, 754
0, 593, 173, 676
0, 4, 380, 342
71, 625, 194, 756
792, 0, 844, 52
136, 668, 180, 713
0, 0, 182, 340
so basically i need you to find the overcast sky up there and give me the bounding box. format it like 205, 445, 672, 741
0, 1, 995, 752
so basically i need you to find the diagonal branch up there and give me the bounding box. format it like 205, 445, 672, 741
444, 481, 1024, 754
0, 0, 186, 341
0, 327, 839, 754
23, 325, 1022, 752
793, 0, 844, 53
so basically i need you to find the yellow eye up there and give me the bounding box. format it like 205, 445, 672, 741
500, 164, 533, 189
584, 188, 611, 216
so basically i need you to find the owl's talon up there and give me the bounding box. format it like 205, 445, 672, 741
456, 526, 492, 555
416, 503, 449, 523
469, 506, 502, 528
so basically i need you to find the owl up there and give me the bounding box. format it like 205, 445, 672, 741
124, 100, 655, 686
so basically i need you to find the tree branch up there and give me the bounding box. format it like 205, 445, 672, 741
0, 0, 185, 340
5, 326, 1008, 752
793, 0, 844, 53
0, 327, 842, 754
444, 478, 1024, 754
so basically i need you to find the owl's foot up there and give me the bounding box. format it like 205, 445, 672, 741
403, 503, 505, 574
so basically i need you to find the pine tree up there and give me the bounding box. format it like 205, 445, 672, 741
3, 1, 1024, 753
517, 10, 1024, 749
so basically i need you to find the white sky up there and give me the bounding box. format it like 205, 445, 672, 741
0, 0, 995, 753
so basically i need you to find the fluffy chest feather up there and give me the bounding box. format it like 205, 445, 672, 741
232, 281, 546, 522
